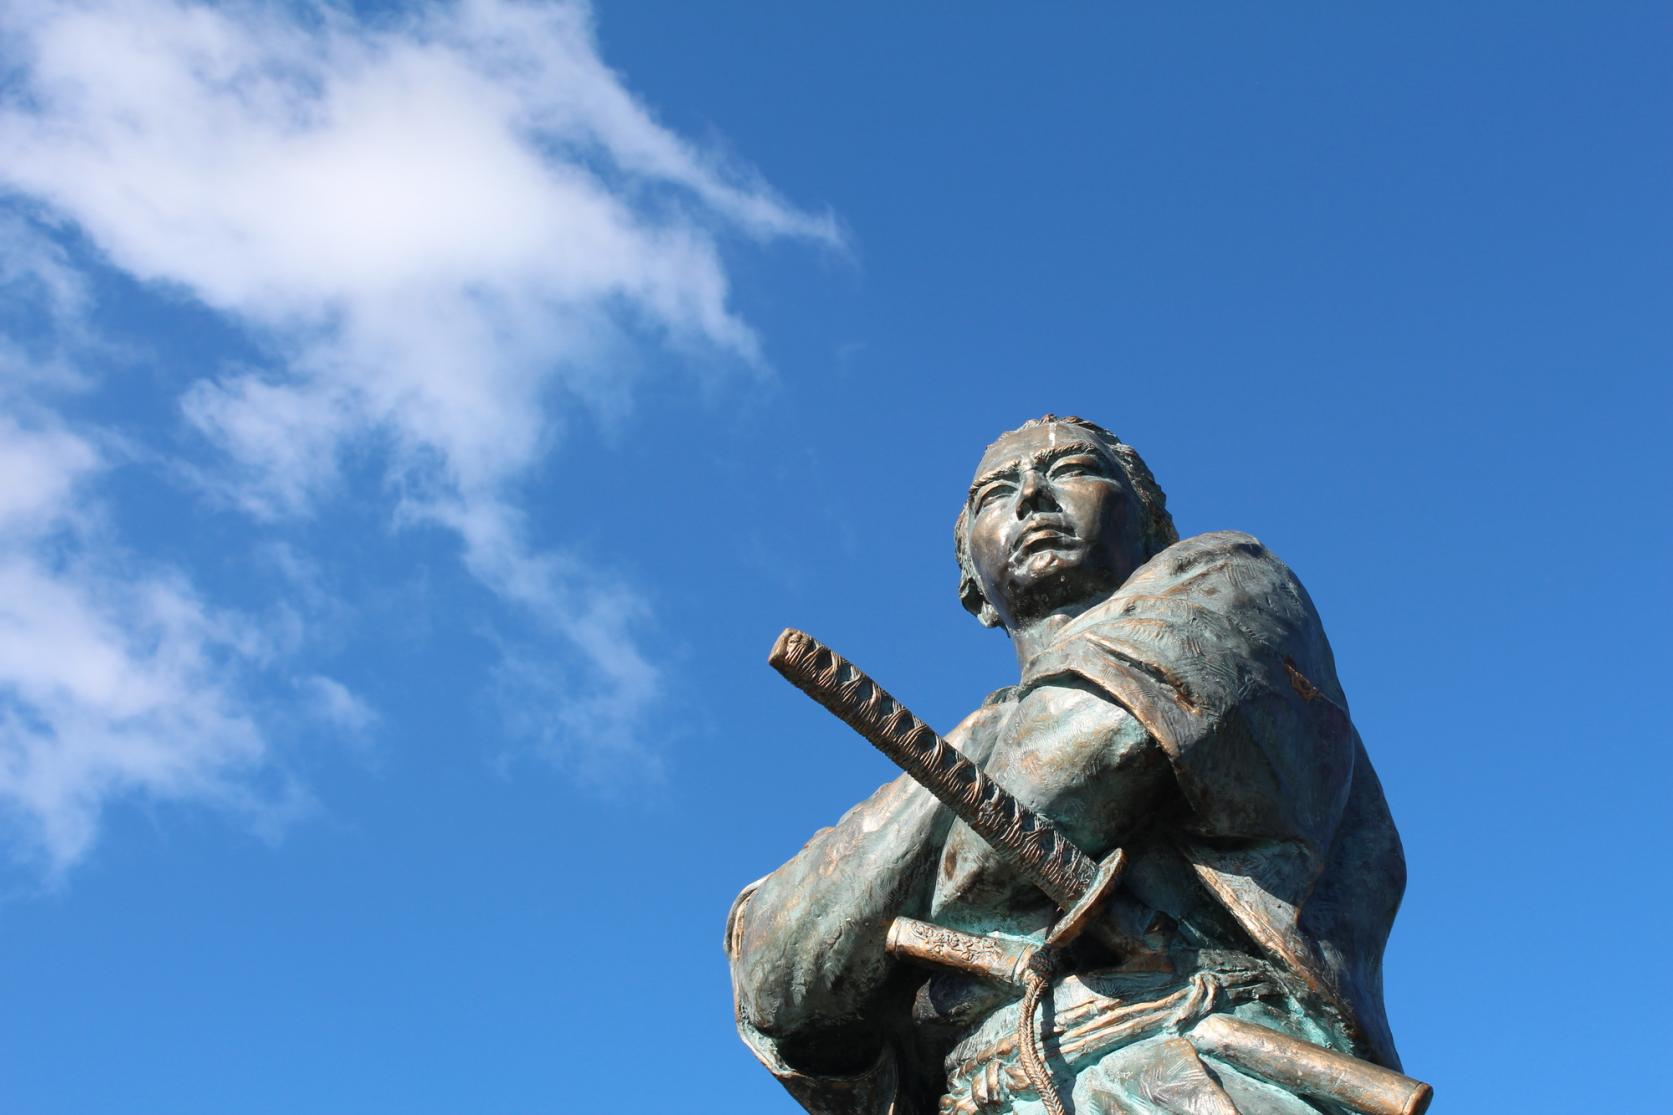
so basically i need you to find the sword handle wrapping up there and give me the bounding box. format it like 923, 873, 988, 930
769, 628, 1096, 908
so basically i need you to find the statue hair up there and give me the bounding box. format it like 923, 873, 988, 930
954, 415, 1179, 628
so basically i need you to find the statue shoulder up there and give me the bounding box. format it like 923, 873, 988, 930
1068, 530, 1303, 631
1052, 529, 1344, 705
1139, 529, 1291, 585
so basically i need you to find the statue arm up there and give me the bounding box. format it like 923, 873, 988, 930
728, 708, 996, 1075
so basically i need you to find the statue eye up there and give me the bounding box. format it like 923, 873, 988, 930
1051, 457, 1099, 479
972, 481, 1013, 512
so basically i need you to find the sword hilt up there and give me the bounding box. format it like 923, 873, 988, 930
769, 627, 1095, 908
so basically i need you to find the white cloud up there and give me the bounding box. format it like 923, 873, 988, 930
0, 210, 98, 390
0, 0, 834, 517
0, 415, 99, 535
301, 675, 378, 737
0, 554, 272, 871
0, 409, 315, 873
0, 0, 832, 868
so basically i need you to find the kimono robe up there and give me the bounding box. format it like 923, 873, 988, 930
727, 532, 1406, 1114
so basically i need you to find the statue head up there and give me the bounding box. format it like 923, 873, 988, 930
954, 416, 1177, 630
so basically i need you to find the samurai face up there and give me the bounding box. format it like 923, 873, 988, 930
962, 421, 1146, 631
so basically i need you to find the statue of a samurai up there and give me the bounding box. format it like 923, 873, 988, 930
726, 416, 1412, 1115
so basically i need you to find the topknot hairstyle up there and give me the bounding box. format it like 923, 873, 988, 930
954, 415, 1178, 627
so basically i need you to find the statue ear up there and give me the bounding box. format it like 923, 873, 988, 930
960, 575, 1003, 628
955, 508, 1003, 629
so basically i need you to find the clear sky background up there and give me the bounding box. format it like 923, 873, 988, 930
0, 2, 1668, 1112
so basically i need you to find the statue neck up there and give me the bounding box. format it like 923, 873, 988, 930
1007, 606, 1084, 673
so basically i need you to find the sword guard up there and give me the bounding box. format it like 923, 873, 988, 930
1046, 847, 1128, 950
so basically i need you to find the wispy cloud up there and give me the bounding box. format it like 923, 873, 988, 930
0, 0, 835, 870
0, 400, 307, 874
3, 0, 835, 509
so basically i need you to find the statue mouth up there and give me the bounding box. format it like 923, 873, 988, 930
1016, 523, 1075, 555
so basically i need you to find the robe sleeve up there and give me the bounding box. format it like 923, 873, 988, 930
725, 880, 904, 1115
725, 705, 1005, 1113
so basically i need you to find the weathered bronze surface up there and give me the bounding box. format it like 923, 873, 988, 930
768, 628, 1138, 956
727, 416, 1424, 1114
1188, 1017, 1431, 1115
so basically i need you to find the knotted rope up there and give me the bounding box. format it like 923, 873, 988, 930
944, 968, 1265, 1115
1015, 949, 1068, 1115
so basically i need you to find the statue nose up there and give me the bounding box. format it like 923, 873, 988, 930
1017, 468, 1058, 515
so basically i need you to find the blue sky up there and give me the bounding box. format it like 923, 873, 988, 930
0, 2, 1667, 1112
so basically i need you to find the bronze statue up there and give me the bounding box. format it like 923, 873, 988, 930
727, 416, 1426, 1115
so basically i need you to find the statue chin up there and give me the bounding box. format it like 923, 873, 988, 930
999, 565, 1122, 628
